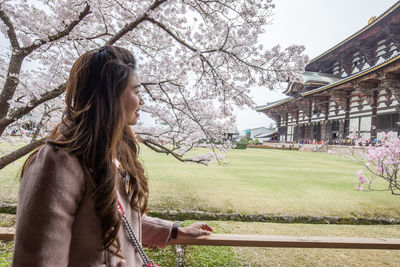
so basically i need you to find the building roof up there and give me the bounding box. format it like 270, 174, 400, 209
256, 96, 294, 112
256, 53, 400, 111
308, 0, 400, 65
301, 71, 341, 85
249, 126, 269, 131
302, 53, 400, 96
257, 0, 400, 112
254, 130, 277, 138
283, 71, 341, 95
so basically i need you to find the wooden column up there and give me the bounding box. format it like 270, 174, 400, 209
397, 112, 400, 137
325, 97, 330, 121
277, 115, 281, 141
339, 120, 345, 138
295, 110, 299, 142
324, 99, 330, 141
343, 92, 350, 138
392, 89, 400, 137
380, 79, 400, 136
308, 97, 313, 141
285, 111, 288, 142
370, 90, 378, 140
329, 90, 348, 138
321, 99, 329, 140
397, 108, 400, 137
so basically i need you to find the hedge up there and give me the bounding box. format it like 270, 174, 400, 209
247, 145, 299, 151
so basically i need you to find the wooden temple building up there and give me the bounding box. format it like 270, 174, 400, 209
257, 1, 400, 143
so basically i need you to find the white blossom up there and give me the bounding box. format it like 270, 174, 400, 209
0, 0, 307, 165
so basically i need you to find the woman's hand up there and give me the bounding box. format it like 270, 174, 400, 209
176, 222, 213, 240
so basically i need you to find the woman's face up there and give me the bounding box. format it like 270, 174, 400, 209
122, 72, 143, 125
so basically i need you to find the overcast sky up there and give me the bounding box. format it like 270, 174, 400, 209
236, 0, 399, 131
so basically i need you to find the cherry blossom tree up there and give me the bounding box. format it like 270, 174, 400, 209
349, 132, 400, 195
0, 0, 307, 169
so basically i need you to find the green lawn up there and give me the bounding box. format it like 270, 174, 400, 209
143, 147, 400, 219
219, 221, 400, 266
1, 145, 400, 218
2, 145, 400, 266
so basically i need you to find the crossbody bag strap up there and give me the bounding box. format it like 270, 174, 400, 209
117, 201, 155, 267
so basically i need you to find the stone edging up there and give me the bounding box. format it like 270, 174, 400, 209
148, 210, 400, 225
1, 202, 398, 225
0, 202, 17, 214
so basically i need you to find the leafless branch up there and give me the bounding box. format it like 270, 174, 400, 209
141, 138, 207, 165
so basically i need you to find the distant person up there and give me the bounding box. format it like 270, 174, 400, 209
12, 46, 212, 267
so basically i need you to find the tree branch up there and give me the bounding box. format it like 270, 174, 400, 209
146, 17, 197, 52
141, 138, 207, 165
106, 0, 168, 45
0, 83, 66, 136
0, 3, 89, 134
0, 8, 19, 48
23, 3, 91, 54
0, 138, 45, 170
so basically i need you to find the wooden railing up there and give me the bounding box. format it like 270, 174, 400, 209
2, 227, 400, 250
169, 234, 400, 250
0, 227, 13, 241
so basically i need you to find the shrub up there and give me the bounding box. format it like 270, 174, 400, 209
234, 136, 249, 149
239, 136, 249, 144
247, 145, 299, 151
234, 143, 248, 149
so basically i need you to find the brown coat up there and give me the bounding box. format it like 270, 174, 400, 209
12, 144, 173, 267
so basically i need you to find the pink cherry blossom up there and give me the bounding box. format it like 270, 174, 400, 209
348, 131, 400, 195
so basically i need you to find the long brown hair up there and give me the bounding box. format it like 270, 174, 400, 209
21, 46, 149, 254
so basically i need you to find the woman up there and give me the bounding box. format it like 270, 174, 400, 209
12, 46, 212, 266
